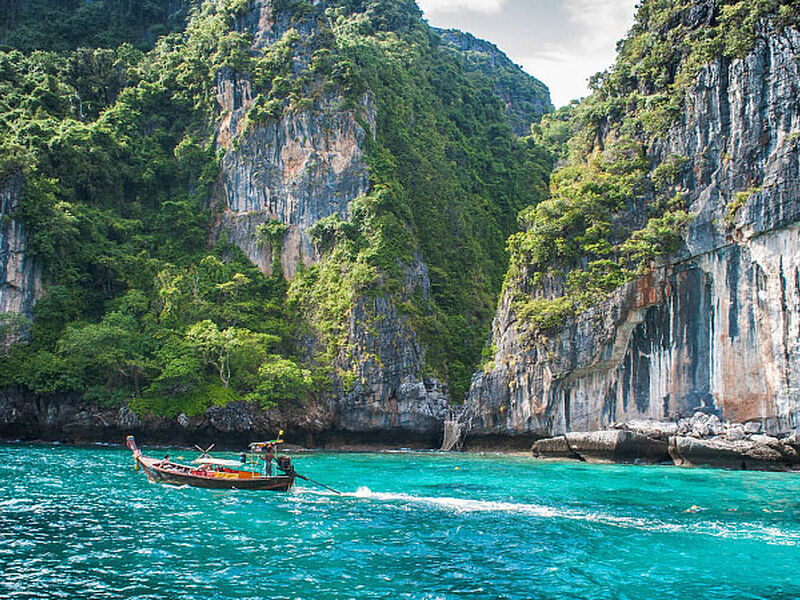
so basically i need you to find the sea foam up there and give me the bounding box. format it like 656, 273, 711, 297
292, 486, 800, 546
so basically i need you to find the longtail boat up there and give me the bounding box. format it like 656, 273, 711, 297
126, 436, 295, 491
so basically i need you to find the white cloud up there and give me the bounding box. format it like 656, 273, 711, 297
519, 50, 607, 107
521, 0, 637, 106
554, 0, 637, 104
418, 0, 508, 15
562, 0, 636, 40
420, 0, 638, 106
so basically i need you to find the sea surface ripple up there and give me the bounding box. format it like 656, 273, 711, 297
1, 444, 799, 599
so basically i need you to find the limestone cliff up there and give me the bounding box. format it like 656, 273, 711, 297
466, 15, 800, 439
211, 0, 511, 441
0, 172, 41, 330
215, 75, 374, 278
0, 0, 549, 445
213, 0, 372, 279
331, 258, 449, 439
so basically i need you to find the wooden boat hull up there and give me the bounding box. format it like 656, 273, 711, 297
137, 456, 294, 491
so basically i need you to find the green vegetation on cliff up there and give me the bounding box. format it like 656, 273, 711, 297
313, 2, 550, 399
245, 0, 551, 400
0, 0, 193, 53
583, 0, 800, 139
435, 28, 552, 135
0, 0, 551, 410
506, 0, 796, 335
0, 0, 308, 412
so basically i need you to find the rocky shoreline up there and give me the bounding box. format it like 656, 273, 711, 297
531, 412, 800, 472
0, 388, 444, 450
3, 387, 799, 471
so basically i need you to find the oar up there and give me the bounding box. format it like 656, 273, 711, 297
294, 472, 342, 495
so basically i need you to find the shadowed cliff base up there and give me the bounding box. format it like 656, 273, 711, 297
0, 429, 443, 453
0, 388, 444, 450
461, 434, 541, 452
308, 429, 443, 451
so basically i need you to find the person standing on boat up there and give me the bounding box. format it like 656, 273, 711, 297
262, 443, 275, 477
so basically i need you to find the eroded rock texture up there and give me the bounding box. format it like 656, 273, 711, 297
466, 23, 800, 438
216, 89, 373, 278
214, 0, 374, 279
331, 259, 450, 441
0, 172, 41, 327
213, 0, 445, 439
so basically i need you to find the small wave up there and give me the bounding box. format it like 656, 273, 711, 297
324, 487, 800, 546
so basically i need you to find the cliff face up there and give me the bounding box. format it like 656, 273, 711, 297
332, 257, 449, 439
215, 0, 373, 279
466, 21, 800, 438
216, 77, 373, 278
0, 173, 41, 324
216, 55, 448, 437
212, 0, 458, 439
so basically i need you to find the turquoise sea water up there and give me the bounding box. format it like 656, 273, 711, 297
1, 444, 799, 600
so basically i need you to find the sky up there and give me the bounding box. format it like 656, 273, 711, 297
418, 0, 639, 107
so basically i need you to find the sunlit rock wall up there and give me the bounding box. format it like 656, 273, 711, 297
213, 0, 373, 279
216, 79, 373, 279
466, 22, 800, 438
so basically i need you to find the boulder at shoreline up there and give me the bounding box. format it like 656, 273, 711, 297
669, 435, 800, 471
530, 412, 800, 472
564, 430, 671, 464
